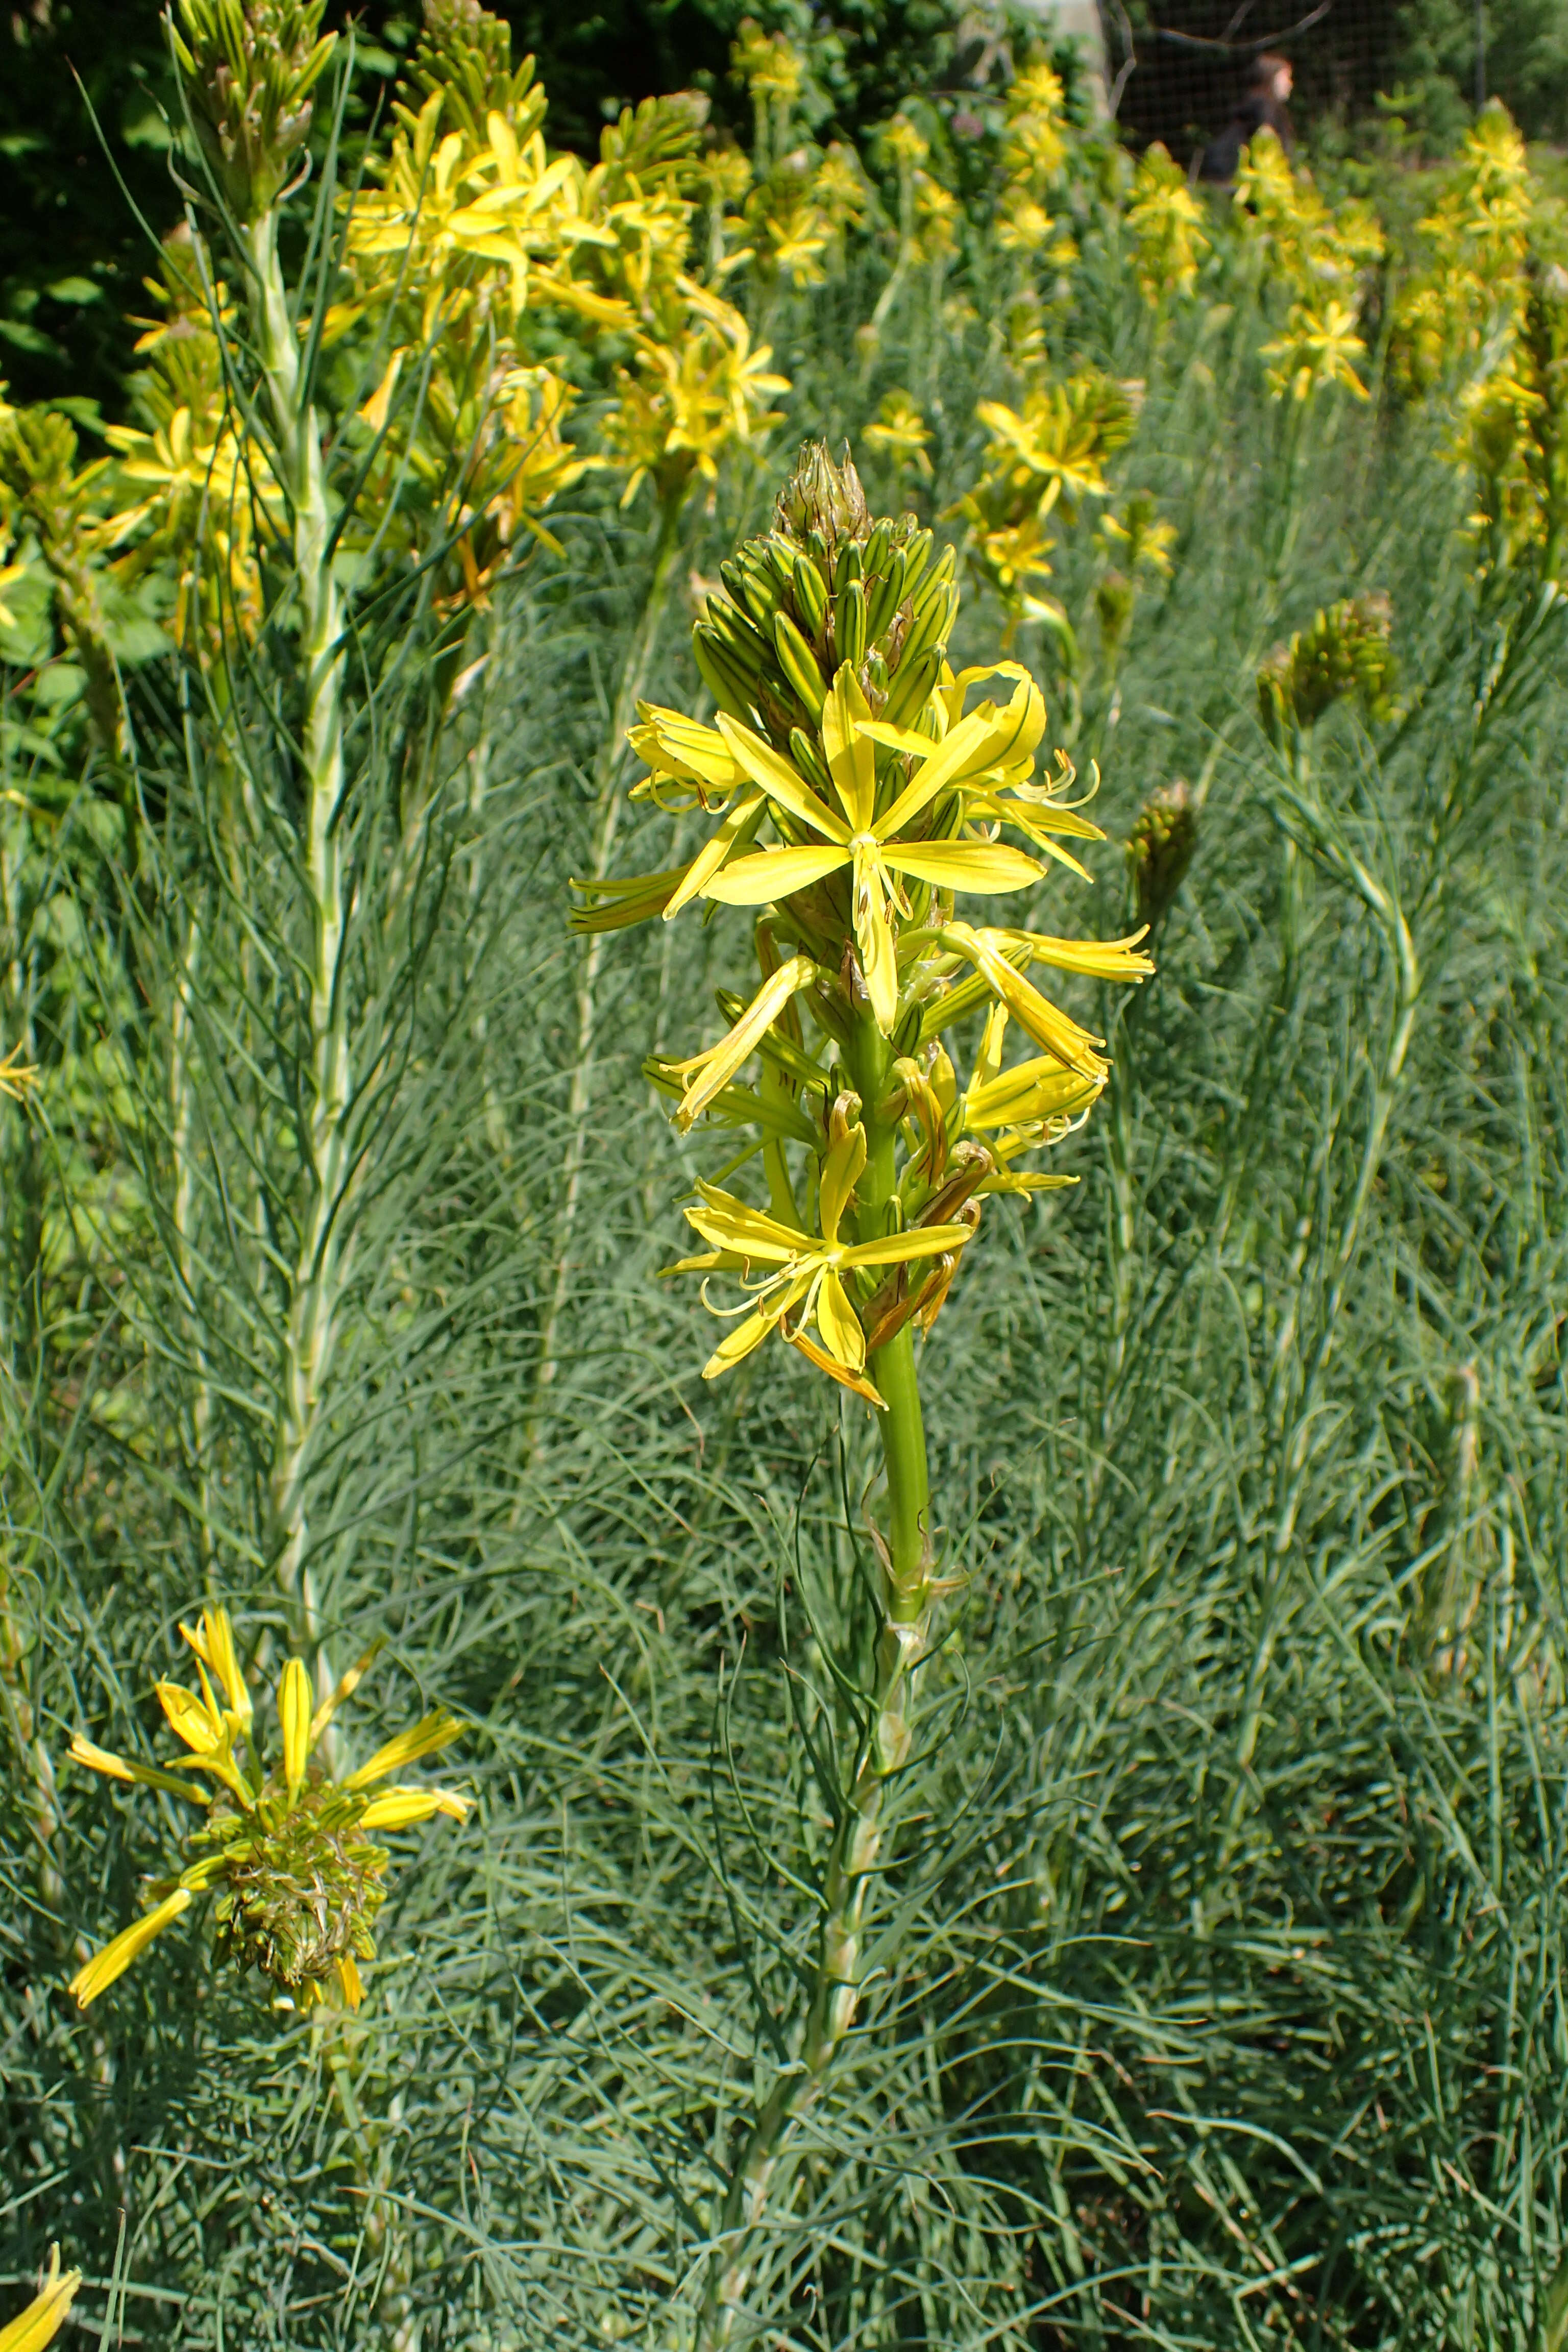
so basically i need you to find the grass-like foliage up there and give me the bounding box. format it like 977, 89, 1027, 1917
1, 11, 1566, 2347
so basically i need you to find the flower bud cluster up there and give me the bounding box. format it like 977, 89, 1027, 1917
1259, 591, 1396, 740
171, 0, 338, 223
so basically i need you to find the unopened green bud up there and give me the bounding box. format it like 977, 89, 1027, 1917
774, 439, 871, 559
1259, 591, 1396, 735
170, 0, 337, 223
1126, 779, 1195, 932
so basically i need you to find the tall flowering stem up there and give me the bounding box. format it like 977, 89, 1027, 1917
169, 0, 346, 1647
574, 443, 1153, 2337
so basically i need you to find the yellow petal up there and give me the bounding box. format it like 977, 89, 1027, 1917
715, 716, 850, 842
358, 1786, 454, 1830
943, 923, 1107, 1076
874, 708, 1003, 841
664, 788, 765, 917
0, 2247, 82, 2352
67, 1734, 211, 1804
700, 1273, 811, 1378
819, 1119, 867, 1248
787, 1324, 887, 1407
155, 1680, 224, 1754
838, 1221, 974, 1269
702, 842, 847, 905
683, 1189, 810, 1264
822, 664, 876, 832
68, 1887, 192, 2010
631, 704, 745, 790
1016, 926, 1155, 981
851, 846, 899, 1035
337, 1954, 365, 2008
815, 1268, 866, 1373
279, 1657, 311, 1797
669, 954, 818, 1131
880, 841, 1045, 892
358, 346, 407, 434
67, 1734, 136, 1783
344, 1712, 462, 1791
180, 1607, 253, 1735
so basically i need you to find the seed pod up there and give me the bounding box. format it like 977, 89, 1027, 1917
792, 551, 829, 641
774, 610, 828, 718
836, 577, 867, 666
864, 520, 891, 578
833, 540, 863, 597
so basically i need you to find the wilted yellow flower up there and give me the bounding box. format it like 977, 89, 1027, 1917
67, 1606, 469, 2012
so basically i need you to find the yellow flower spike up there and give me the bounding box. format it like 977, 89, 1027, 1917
279, 1656, 311, 1798
69, 1888, 193, 2009
0, 2245, 82, 2352
68, 1609, 467, 2010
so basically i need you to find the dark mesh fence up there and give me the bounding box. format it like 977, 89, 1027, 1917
1101, 1, 1412, 162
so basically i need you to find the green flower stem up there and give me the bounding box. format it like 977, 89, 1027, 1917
240, 202, 348, 1657
700, 1006, 934, 2345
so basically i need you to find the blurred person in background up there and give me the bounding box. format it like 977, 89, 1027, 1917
1199, 51, 1295, 184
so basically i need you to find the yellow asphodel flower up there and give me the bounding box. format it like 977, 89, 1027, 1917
672, 1105, 972, 1402
706, 667, 1048, 1032
67, 1607, 469, 2013
1263, 297, 1370, 404
0, 2246, 82, 2352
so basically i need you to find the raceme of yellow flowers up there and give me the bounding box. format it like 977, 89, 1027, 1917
0, 0, 787, 691
574, 442, 1152, 1406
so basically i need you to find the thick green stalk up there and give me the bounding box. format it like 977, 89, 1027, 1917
531, 492, 686, 1428
241, 205, 348, 1657
699, 1008, 934, 2345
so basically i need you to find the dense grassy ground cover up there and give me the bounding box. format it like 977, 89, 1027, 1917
3, 22, 1567, 2351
